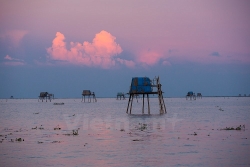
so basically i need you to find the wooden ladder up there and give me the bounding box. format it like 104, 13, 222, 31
156, 77, 166, 114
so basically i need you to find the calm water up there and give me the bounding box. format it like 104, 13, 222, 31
0, 97, 250, 167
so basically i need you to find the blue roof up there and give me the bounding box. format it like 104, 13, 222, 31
187, 91, 194, 95
129, 77, 152, 93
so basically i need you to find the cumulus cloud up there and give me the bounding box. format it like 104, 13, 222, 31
3, 55, 25, 66
136, 49, 170, 66
116, 58, 135, 68
47, 31, 134, 68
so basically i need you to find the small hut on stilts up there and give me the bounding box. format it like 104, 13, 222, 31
117, 92, 125, 100
38, 92, 54, 102
82, 90, 97, 102
186, 91, 196, 100
126, 76, 166, 114
197, 93, 202, 99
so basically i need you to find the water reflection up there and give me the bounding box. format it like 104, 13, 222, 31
0, 98, 250, 166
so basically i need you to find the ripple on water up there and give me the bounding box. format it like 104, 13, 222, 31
0, 97, 250, 166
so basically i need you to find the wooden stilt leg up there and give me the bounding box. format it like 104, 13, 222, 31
130, 95, 134, 114
126, 94, 131, 113
142, 94, 145, 114
162, 95, 167, 113
147, 94, 150, 114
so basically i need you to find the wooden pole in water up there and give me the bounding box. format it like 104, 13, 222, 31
147, 94, 150, 114
126, 94, 131, 113
162, 94, 167, 113
142, 94, 145, 114
130, 94, 134, 114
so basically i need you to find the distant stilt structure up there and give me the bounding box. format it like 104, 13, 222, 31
82, 90, 97, 102
126, 76, 166, 114
117, 92, 125, 100
186, 91, 196, 100
197, 93, 202, 99
38, 92, 54, 102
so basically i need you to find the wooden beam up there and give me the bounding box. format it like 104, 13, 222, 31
147, 94, 150, 114
130, 94, 134, 114
126, 94, 131, 113
142, 94, 145, 114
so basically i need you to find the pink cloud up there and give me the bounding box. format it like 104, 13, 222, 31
47, 31, 134, 68
0, 30, 28, 47
116, 58, 135, 68
136, 50, 170, 66
3, 55, 25, 66
4, 55, 13, 60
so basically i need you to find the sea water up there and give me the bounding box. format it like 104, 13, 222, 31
0, 97, 249, 167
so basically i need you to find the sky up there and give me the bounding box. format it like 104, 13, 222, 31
0, 0, 250, 98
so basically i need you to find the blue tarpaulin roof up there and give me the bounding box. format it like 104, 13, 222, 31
129, 77, 152, 93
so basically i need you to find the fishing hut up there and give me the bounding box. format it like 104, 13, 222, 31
197, 93, 202, 99
126, 76, 166, 114
186, 91, 196, 100
38, 92, 54, 102
82, 90, 97, 102
117, 92, 125, 100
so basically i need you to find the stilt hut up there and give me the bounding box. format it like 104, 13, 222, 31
197, 93, 202, 99
117, 92, 125, 100
186, 91, 196, 100
126, 76, 166, 114
38, 92, 54, 102
82, 90, 97, 102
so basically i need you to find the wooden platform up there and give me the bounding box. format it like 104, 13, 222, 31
126, 76, 166, 114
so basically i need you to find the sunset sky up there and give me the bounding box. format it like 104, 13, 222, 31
0, 0, 250, 98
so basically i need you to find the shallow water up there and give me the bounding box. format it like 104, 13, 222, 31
0, 97, 250, 167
